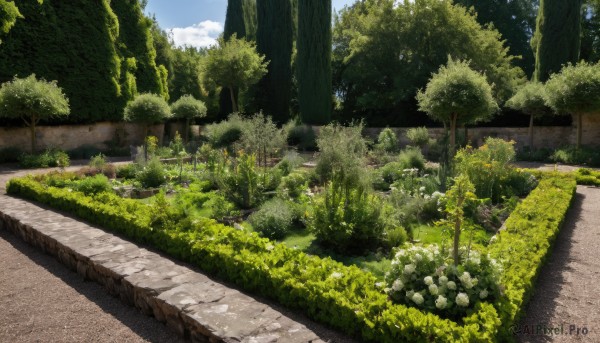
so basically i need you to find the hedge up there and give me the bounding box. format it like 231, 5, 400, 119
5, 173, 576, 342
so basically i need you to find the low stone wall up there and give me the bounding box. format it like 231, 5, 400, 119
0, 122, 165, 152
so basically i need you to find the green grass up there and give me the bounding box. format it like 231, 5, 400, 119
281, 229, 315, 250
411, 224, 445, 244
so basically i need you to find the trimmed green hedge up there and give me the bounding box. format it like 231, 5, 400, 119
6, 173, 576, 342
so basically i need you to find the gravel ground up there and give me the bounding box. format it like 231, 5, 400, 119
517, 186, 600, 342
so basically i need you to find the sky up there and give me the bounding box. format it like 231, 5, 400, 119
145, 0, 356, 49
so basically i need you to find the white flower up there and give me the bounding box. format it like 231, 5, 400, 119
447, 281, 457, 290
392, 279, 404, 292
472, 278, 479, 286
435, 295, 448, 309
419, 186, 426, 192
265, 244, 275, 251
456, 293, 470, 307
412, 292, 424, 305
414, 253, 423, 262
428, 284, 439, 295
480, 289, 489, 299
395, 249, 406, 258
330, 272, 343, 279
424, 276, 434, 285
438, 276, 448, 285
403, 264, 416, 274
375, 282, 385, 289
406, 290, 415, 299
459, 272, 471, 283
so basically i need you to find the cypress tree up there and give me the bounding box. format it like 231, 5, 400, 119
243, 0, 258, 40
0, 0, 123, 123
255, 0, 293, 123
111, 0, 169, 100
297, 0, 332, 124
533, 0, 583, 82
224, 0, 247, 39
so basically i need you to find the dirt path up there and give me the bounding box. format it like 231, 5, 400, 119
517, 186, 600, 342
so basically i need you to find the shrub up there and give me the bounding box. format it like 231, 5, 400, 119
239, 113, 286, 167
286, 124, 317, 151
376, 128, 398, 153
204, 113, 246, 149
275, 151, 305, 176
207, 193, 241, 221
550, 145, 600, 167
380, 162, 405, 185
385, 245, 502, 319
220, 153, 263, 209
74, 174, 111, 196
277, 172, 309, 200
0, 146, 22, 163
406, 127, 431, 149
89, 153, 107, 170
136, 157, 166, 188
117, 163, 137, 179
19, 149, 70, 169
398, 147, 426, 170
68, 144, 102, 160
249, 198, 294, 239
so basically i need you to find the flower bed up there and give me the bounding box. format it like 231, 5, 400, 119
6, 173, 576, 342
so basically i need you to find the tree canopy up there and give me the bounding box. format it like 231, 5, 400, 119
124, 93, 171, 125
0, 0, 21, 41
171, 94, 207, 121
0, 74, 70, 152
505, 81, 552, 147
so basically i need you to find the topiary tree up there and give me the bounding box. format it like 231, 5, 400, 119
170, 95, 207, 142
124, 93, 171, 160
0, 74, 70, 153
545, 62, 600, 149
505, 82, 552, 148
204, 34, 268, 113
416, 59, 498, 154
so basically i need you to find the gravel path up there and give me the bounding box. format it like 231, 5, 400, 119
517, 186, 600, 342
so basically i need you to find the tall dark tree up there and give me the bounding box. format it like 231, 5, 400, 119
111, 0, 169, 100
297, 0, 332, 125
455, 0, 538, 77
254, 0, 293, 123
532, 0, 583, 82
581, 0, 600, 63
0, 0, 123, 123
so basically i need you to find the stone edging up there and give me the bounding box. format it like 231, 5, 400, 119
0, 195, 326, 343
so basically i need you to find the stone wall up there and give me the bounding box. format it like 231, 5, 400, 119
0, 122, 164, 151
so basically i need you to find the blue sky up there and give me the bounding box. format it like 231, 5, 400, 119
145, 0, 356, 48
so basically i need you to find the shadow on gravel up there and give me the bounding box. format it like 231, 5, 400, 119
0, 229, 185, 343
515, 191, 585, 343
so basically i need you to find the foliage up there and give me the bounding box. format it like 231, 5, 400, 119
398, 147, 426, 171
575, 168, 600, 186
0, 0, 21, 41
286, 124, 317, 151
203, 113, 246, 149
532, 0, 582, 82
277, 172, 309, 200
333, 0, 524, 124
0, 146, 22, 163
505, 82, 551, 117
550, 146, 600, 167
124, 93, 171, 124
171, 95, 207, 121
417, 59, 498, 151
0, 0, 123, 122
375, 128, 398, 153
204, 35, 268, 112
239, 113, 286, 167
207, 193, 241, 221
405, 127, 431, 149
254, 0, 294, 123
74, 174, 111, 196
116, 163, 137, 179
18, 149, 70, 169
219, 152, 263, 209
386, 245, 502, 318
0, 74, 70, 152
6, 172, 576, 342
135, 157, 165, 188
275, 151, 305, 176
297, 0, 332, 125
249, 198, 294, 239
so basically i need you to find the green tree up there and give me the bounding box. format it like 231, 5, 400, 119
297, 0, 332, 125
204, 35, 268, 113
333, 0, 523, 125
111, 0, 169, 100
170, 95, 207, 142
581, 0, 600, 63
532, 0, 582, 82
0, 0, 21, 42
0, 75, 70, 153
545, 62, 600, 149
416, 59, 498, 153
255, 0, 294, 123
505, 82, 552, 148
124, 93, 171, 159
0, 0, 123, 123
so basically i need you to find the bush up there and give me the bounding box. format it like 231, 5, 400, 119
277, 172, 309, 200
19, 149, 70, 169
286, 124, 317, 151
203, 113, 246, 149
379, 162, 405, 185
207, 193, 240, 221
406, 127, 431, 149
74, 174, 111, 195
550, 146, 600, 167
249, 198, 294, 239
275, 151, 305, 176
219, 153, 263, 209
136, 157, 166, 188
398, 147, 426, 170
68, 144, 102, 160
376, 128, 398, 153
0, 146, 22, 163
117, 163, 137, 179
515, 146, 552, 162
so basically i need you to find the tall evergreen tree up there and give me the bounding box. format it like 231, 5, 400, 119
297, 0, 332, 124
0, 0, 123, 123
532, 0, 582, 82
254, 0, 293, 123
111, 0, 169, 100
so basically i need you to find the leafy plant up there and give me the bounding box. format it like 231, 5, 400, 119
19, 149, 70, 169
124, 93, 171, 160
136, 157, 166, 188
406, 127, 431, 149
398, 146, 426, 171
220, 152, 263, 209
74, 174, 111, 196
203, 113, 246, 149
376, 128, 399, 153
249, 198, 294, 239
286, 124, 317, 151
170, 94, 207, 142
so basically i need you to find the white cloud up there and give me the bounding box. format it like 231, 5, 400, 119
170, 20, 223, 49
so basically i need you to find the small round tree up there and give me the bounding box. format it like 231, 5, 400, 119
0, 74, 70, 153
170, 95, 207, 142
124, 93, 171, 160
545, 62, 600, 149
505, 82, 552, 149
204, 34, 268, 113
416, 59, 498, 154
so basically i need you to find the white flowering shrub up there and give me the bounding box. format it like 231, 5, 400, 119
385, 245, 502, 318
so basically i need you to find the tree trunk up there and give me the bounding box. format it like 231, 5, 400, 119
30, 115, 37, 153
453, 216, 462, 266
184, 118, 190, 143
229, 87, 238, 113
529, 114, 535, 149
576, 112, 582, 149
450, 114, 457, 157
144, 125, 149, 162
